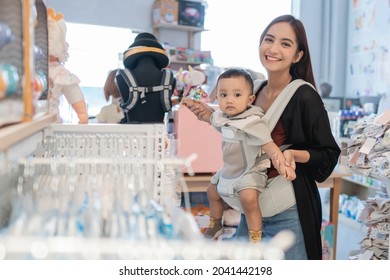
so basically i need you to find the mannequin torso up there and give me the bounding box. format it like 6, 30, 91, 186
116, 57, 167, 123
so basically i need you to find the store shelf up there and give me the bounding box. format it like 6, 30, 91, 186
184, 173, 211, 192
153, 23, 208, 51
322, 201, 364, 232
342, 176, 382, 191
0, 113, 56, 152
170, 60, 203, 66
153, 23, 207, 33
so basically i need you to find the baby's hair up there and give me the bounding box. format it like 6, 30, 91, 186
103, 69, 121, 101
217, 68, 254, 94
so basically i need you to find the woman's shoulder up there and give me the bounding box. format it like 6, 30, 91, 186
293, 81, 321, 103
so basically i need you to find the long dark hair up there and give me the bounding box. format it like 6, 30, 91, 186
260, 15, 317, 89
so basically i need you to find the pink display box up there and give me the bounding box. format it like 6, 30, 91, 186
174, 104, 223, 173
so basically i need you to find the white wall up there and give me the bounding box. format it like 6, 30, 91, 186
298, 0, 348, 97
46, 0, 154, 31
45, 0, 197, 51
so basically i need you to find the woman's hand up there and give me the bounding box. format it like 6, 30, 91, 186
272, 150, 296, 181
181, 97, 213, 123
283, 150, 296, 171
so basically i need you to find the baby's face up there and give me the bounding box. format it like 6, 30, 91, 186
216, 76, 254, 117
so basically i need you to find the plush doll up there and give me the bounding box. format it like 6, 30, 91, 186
174, 65, 210, 103
47, 8, 88, 124
115, 32, 175, 124
96, 69, 124, 123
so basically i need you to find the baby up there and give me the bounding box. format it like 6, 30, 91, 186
182, 68, 295, 243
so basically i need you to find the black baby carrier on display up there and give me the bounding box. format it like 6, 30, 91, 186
116, 68, 174, 123
116, 32, 174, 124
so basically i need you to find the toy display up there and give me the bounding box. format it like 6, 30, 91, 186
115, 32, 175, 124
174, 65, 209, 102
47, 8, 88, 124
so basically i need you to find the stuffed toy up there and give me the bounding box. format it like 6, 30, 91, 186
174, 65, 210, 103
47, 8, 88, 124
115, 32, 175, 124
96, 69, 124, 123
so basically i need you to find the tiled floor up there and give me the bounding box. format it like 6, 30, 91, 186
335, 216, 365, 259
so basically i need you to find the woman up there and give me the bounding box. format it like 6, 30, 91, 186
183, 15, 340, 260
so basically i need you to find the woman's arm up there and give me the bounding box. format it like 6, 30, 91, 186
181, 97, 215, 124
283, 85, 341, 182
263, 141, 296, 180
287, 149, 309, 163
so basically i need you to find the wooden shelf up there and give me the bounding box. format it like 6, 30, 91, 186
184, 173, 211, 192
0, 113, 56, 152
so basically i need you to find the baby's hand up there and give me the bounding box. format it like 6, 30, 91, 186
181, 97, 195, 108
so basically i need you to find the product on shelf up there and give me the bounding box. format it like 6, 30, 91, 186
346, 111, 390, 181
0, 21, 12, 49
152, 0, 179, 25
0, 63, 20, 99
178, 0, 205, 27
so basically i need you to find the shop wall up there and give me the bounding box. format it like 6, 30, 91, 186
298, 0, 349, 98
47, 0, 350, 98
45, 0, 154, 31
345, 0, 390, 98
44, 0, 196, 51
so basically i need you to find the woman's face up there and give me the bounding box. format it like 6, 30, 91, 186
259, 22, 303, 74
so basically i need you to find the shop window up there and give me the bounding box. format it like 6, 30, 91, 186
58, 23, 135, 123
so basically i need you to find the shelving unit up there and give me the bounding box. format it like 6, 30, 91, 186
153, 23, 206, 49
0, 113, 56, 152
342, 176, 382, 192
152, 23, 209, 70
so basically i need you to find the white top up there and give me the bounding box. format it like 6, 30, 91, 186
96, 104, 124, 124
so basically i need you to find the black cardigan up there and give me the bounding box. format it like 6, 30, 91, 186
257, 82, 341, 259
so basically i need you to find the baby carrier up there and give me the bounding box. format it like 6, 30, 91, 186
219, 79, 314, 212
115, 68, 174, 123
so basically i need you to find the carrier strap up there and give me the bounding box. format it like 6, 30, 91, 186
116, 68, 173, 113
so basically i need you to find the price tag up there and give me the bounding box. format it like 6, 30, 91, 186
375, 110, 390, 125
349, 148, 360, 164
359, 137, 376, 154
